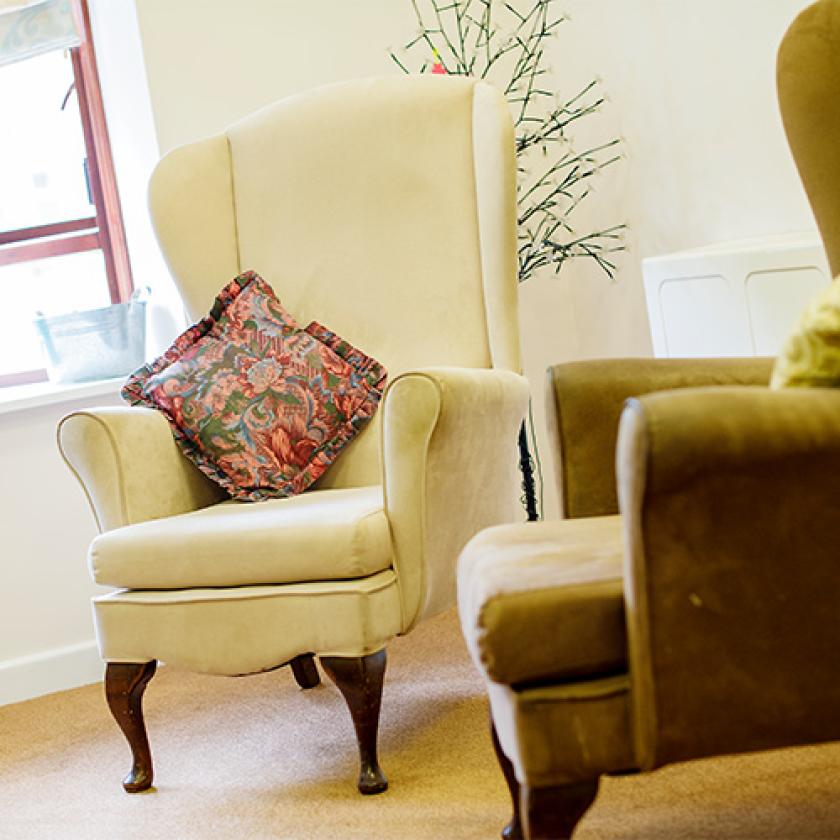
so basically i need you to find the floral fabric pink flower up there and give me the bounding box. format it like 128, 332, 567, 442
122, 271, 387, 501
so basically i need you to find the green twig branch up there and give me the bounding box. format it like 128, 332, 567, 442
391, 0, 626, 284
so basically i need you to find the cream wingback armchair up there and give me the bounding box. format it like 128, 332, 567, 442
58, 75, 529, 796
458, 3, 840, 838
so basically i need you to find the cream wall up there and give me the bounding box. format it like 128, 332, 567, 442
0, 0, 822, 705
134, 0, 417, 154
549, 0, 817, 360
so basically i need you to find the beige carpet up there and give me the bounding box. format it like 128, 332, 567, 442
1, 609, 839, 840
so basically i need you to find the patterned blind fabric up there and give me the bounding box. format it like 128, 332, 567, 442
0, 0, 80, 68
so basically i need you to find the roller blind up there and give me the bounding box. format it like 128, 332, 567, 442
0, 0, 80, 67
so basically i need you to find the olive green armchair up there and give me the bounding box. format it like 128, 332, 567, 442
458, 2, 840, 837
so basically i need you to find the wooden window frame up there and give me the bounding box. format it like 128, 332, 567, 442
0, 0, 132, 387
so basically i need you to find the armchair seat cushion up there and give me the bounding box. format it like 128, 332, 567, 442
458, 516, 626, 686
90, 486, 392, 589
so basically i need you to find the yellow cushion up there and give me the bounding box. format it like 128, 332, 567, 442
458, 516, 626, 686
771, 278, 840, 388
90, 486, 392, 589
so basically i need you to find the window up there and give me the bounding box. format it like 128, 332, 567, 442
0, 0, 132, 387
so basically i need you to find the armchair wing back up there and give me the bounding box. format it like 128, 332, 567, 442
57, 75, 530, 798
149, 75, 521, 489
778, 0, 840, 275
458, 5, 840, 837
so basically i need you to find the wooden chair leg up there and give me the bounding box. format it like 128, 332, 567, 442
320, 649, 388, 795
491, 721, 524, 840
290, 653, 320, 689
521, 779, 599, 840
105, 661, 157, 793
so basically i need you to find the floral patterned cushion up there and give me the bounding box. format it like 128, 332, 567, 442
122, 271, 387, 501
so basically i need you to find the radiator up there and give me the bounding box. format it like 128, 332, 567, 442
642, 233, 830, 358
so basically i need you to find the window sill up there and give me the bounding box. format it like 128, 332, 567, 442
0, 376, 124, 416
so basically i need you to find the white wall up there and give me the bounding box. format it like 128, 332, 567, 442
1, 0, 822, 704
0, 389, 121, 705
549, 0, 817, 358
88, 0, 185, 356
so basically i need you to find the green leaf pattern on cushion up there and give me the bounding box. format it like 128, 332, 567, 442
122, 271, 387, 501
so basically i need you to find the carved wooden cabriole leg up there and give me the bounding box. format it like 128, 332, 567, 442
105, 661, 157, 793
290, 653, 320, 689
320, 649, 388, 795
491, 721, 524, 840
521, 779, 599, 840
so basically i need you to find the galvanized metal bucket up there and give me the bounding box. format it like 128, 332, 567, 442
34, 289, 147, 383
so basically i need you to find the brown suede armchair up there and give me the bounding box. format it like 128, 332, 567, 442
458, 2, 840, 838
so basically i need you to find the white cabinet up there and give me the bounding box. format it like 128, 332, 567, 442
642, 234, 831, 358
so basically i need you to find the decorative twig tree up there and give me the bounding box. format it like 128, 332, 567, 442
391, 0, 625, 284
391, 0, 625, 519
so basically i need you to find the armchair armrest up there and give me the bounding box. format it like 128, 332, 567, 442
618, 386, 840, 771
381, 366, 530, 631
548, 357, 774, 518
58, 406, 226, 533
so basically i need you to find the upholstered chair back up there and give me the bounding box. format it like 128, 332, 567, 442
148, 76, 520, 490
778, 0, 840, 275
